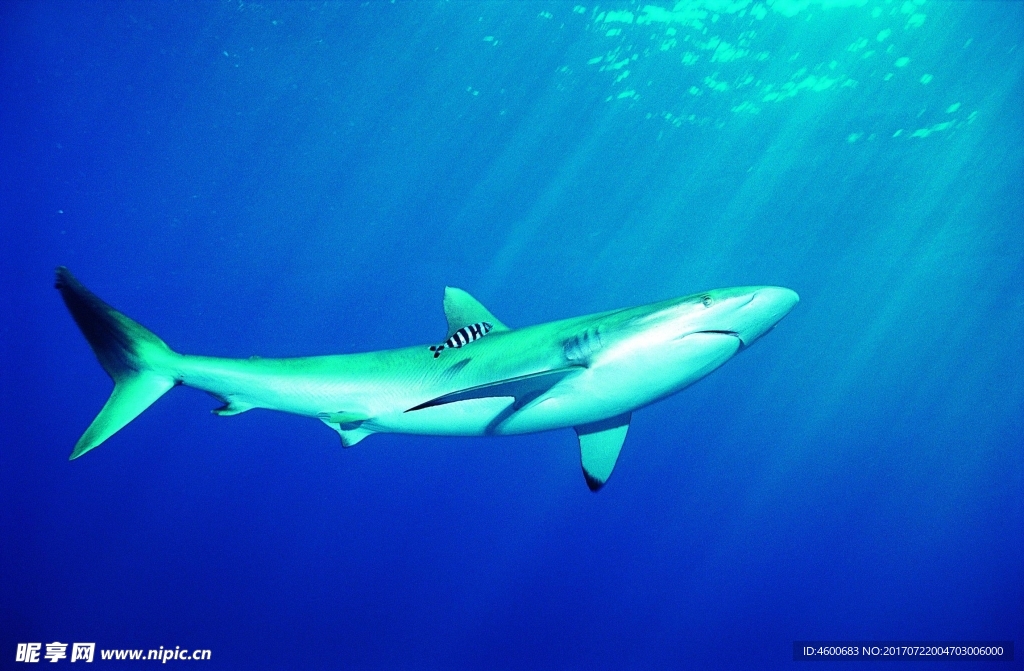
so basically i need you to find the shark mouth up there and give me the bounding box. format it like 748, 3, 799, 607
690, 329, 745, 347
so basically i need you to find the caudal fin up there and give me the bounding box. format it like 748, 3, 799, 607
56, 267, 178, 459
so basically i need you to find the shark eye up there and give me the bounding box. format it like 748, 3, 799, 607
701, 295, 713, 307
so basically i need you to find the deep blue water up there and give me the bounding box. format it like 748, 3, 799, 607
1, 2, 1021, 669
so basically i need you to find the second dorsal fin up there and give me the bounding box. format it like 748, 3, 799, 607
443, 287, 509, 339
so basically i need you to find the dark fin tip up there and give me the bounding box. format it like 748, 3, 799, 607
584, 471, 606, 492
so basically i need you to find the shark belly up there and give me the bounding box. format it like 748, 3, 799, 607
495, 331, 741, 434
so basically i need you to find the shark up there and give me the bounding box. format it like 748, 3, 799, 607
56, 267, 798, 490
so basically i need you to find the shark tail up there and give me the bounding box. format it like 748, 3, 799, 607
56, 267, 179, 459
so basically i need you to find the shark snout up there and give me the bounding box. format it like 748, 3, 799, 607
734, 286, 799, 346
757, 286, 800, 315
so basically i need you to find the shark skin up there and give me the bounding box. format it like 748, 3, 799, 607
56, 267, 798, 490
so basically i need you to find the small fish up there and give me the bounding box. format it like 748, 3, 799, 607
430, 321, 493, 358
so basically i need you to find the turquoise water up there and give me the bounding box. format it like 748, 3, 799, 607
1, 2, 1021, 668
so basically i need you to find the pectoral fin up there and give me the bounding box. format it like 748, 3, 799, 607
405, 366, 582, 413
576, 412, 631, 492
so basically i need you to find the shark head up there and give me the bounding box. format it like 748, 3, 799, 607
498, 285, 799, 436
691, 285, 800, 347
611, 285, 800, 350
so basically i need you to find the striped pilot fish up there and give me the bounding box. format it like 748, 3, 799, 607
430, 321, 493, 358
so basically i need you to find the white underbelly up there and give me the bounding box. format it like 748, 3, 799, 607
496, 332, 741, 434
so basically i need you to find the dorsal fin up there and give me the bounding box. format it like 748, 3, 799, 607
443, 287, 509, 339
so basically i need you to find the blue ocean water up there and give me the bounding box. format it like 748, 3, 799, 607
1, 1, 1021, 668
